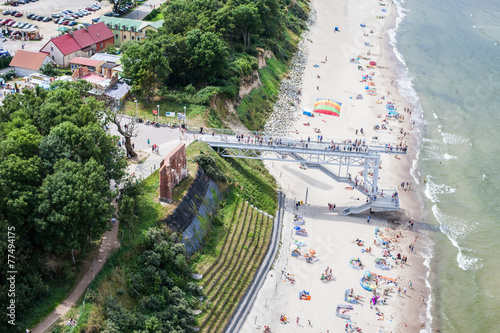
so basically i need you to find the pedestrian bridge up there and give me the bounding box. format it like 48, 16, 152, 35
199, 134, 404, 213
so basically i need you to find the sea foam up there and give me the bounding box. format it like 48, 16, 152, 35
431, 205, 480, 271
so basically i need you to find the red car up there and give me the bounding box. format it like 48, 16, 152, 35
3, 19, 13, 24
13, 12, 23, 17
61, 20, 69, 25
85, 7, 94, 11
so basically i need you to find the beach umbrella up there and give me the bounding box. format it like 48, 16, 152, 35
388, 110, 399, 116
369, 61, 377, 66
313, 98, 342, 116
294, 226, 301, 230
309, 249, 316, 255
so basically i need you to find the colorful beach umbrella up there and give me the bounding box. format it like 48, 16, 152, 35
313, 99, 342, 117
309, 249, 316, 255
369, 61, 377, 66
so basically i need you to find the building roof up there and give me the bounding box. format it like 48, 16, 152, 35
50, 33, 82, 55
87, 22, 115, 43
41, 23, 114, 56
9, 50, 51, 71
98, 16, 164, 32
72, 28, 95, 48
90, 53, 121, 64
100, 62, 117, 69
69, 57, 103, 67
79, 73, 107, 84
104, 80, 131, 100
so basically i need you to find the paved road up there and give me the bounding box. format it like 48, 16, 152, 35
108, 116, 195, 180
124, 0, 165, 21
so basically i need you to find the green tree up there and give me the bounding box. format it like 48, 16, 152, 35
185, 29, 229, 83
232, 4, 261, 47
39, 63, 59, 76
35, 158, 113, 264
121, 41, 171, 102
108, 0, 129, 13
39, 121, 126, 181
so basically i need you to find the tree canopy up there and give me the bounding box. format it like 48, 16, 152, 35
121, 0, 309, 92
0, 82, 126, 330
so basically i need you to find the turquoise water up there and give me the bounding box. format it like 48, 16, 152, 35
391, 0, 500, 331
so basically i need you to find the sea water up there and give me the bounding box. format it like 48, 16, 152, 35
390, 0, 500, 331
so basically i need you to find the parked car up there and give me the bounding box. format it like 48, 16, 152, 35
91, 17, 99, 22
61, 20, 69, 25
14, 12, 23, 17
2, 19, 13, 25
2, 10, 11, 15
42, 17, 51, 22
64, 16, 74, 21
7, 21, 16, 26
51, 13, 61, 18
68, 21, 77, 26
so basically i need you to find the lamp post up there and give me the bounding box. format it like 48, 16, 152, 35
157, 104, 160, 123
134, 99, 138, 121
184, 106, 187, 127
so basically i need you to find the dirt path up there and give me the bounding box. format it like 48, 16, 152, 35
32, 210, 121, 333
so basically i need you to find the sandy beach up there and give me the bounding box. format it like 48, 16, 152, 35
240, 0, 432, 332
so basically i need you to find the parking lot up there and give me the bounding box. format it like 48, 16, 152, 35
0, 0, 113, 53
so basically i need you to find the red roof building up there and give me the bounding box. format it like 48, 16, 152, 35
9, 50, 55, 76
40, 23, 114, 68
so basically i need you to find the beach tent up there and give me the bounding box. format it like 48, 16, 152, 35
388, 110, 399, 116
303, 108, 314, 117
313, 99, 342, 116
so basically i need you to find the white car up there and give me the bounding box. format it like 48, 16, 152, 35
64, 16, 75, 21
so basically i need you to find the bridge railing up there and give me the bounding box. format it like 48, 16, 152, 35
201, 134, 407, 155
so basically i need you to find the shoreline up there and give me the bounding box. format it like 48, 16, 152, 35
240, 0, 434, 332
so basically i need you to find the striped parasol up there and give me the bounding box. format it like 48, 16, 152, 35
313, 99, 342, 117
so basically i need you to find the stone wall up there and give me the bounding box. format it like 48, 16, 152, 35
164, 168, 221, 254
159, 143, 188, 202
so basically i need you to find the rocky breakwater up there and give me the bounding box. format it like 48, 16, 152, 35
264, 9, 317, 137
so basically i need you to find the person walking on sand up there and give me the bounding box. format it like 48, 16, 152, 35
404, 286, 407, 295
296, 317, 300, 325
367, 215, 371, 223
409, 280, 413, 289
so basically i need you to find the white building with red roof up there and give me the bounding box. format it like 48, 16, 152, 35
40, 22, 114, 68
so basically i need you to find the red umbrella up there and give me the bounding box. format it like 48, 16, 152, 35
369, 61, 377, 66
